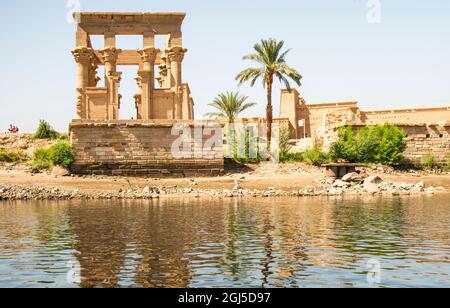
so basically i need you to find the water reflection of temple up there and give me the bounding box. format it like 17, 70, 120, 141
1, 196, 449, 288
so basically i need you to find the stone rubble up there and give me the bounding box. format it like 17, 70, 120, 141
0, 173, 445, 201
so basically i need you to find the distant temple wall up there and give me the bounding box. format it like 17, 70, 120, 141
235, 88, 449, 164
361, 107, 450, 126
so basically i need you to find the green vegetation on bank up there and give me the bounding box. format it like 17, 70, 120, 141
0, 149, 28, 164
280, 147, 330, 165
33, 120, 60, 140
330, 124, 407, 166
423, 153, 438, 170
31, 141, 74, 170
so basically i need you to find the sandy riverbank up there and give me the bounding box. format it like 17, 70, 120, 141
1, 163, 449, 200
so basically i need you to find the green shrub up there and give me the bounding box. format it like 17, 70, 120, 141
330, 123, 406, 166
48, 141, 74, 169
280, 152, 304, 163
444, 157, 450, 172
0, 149, 29, 164
57, 134, 69, 141
278, 127, 292, 159
303, 146, 330, 166
423, 153, 438, 170
31, 141, 74, 170
33, 120, 59, 140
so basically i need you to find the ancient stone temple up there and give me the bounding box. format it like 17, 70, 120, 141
71, 12, 194, 120
69, 13, 223, 177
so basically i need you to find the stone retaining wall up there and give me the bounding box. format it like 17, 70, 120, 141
400, 125, 450, 164
349, 124, 450, 164
69, 120, 224, 177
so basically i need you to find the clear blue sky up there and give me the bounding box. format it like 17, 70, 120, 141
1, 0, 449, 132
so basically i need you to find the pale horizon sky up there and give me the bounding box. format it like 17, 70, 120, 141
0, 0, 449, 132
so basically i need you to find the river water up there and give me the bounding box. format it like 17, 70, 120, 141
0, 195, 449, 288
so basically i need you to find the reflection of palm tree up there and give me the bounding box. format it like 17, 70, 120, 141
260, 217, 274, 287
223, 200, 241, 278
223, 199, 266, 283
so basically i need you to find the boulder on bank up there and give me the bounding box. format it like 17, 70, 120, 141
51, 166, 70, 177
333, 179, 351, 188
363, 176, 383, 193
412, 181, 425, 193
342, 172, 363, 183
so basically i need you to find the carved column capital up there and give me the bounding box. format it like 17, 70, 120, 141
167, 46, 187, 62
138, 47, 160, 64
72, 47, 93, 63
137, 69, 151, 80
99, 46, 122, 64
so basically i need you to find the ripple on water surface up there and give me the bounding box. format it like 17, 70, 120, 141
0, 195, 449, 288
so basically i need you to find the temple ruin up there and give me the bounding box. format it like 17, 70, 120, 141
72, 12, 194, 121
69, 13, 223, 177
278, 89, 450, 164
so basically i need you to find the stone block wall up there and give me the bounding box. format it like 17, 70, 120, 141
69, 120, 224, 177
400, 125, 450, 164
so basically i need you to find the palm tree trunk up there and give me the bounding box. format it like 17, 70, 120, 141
266, 78, 273, 152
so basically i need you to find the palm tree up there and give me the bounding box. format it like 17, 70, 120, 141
205, 91, 256, 124
236, 38, 302, 150
205, 91, 256, 158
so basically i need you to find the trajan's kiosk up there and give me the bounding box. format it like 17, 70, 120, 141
69, 12, 224, 176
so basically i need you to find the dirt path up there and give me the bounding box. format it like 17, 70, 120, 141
1, 165, 449, 193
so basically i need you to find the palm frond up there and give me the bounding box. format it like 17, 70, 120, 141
205, 91, 256, 122
236, 38, 302, 89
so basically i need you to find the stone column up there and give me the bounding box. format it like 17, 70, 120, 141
137, 47, 159, 120
99, 47, 122, 120
167, 46, 187, 119
167, 46, 187, 89
72, 47, 93, 119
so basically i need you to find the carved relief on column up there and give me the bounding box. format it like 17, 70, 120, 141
88, 62, 100, 87
134, 76, 143, 120
137, 47, 160, 120
99, 47, 122, 120
72, 47, 94, 119
138, 47, 159, 69
99, 47, 121, 75
157, 51, 168, 88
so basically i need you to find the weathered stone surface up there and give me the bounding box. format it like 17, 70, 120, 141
51, 166, 70, 177
342, 172, 363, 183
363, 176, 383, 193
70, 123, 224, 177
73, 12, 193, 122
333, 180, 351, 188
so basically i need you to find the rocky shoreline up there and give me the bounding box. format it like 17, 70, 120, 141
0, 173, 445, 201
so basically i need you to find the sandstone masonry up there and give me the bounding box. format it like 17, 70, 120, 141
70, 121, 224, 177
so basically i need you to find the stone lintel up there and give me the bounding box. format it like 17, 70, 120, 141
76, 12, 186, 35
69, 120, 224, 129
